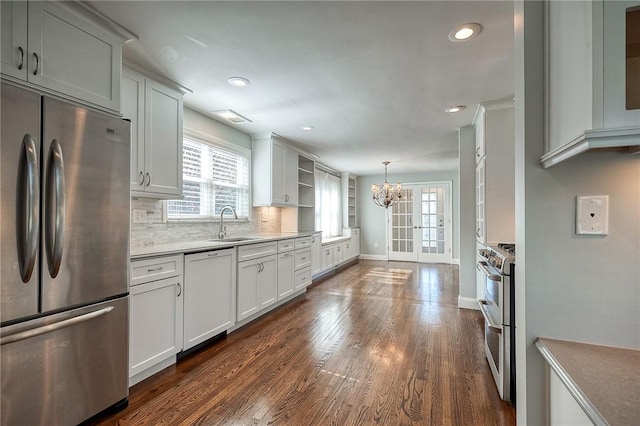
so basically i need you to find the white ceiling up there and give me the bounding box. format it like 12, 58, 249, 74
89, 1, 514, 176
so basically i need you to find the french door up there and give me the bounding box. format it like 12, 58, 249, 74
388, 182, 452, 263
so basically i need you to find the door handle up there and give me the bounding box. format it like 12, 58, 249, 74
32, 52, 39, 75
17, 46, 24, 70
17, 134, 40, 283
1, 306, 113, 345
145, 172, 151, 187
138, 171, 144, 185
478, 300, 502, 334
45, 140, 65, 278
177, 283, 182, 297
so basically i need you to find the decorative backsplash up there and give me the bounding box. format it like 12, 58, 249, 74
130, 198, 282, 249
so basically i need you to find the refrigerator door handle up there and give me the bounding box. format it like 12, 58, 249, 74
45, 139, 65, 278
17, 134, 40, 283
0, 306, 114, 346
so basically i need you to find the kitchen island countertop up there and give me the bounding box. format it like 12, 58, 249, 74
131, 232, 316, 259
535, 337, 640, 426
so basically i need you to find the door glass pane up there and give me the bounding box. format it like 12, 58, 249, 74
421, 187, 445, 255
390, 189, 413, 254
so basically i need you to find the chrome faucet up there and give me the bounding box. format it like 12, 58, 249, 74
218, 206, 238, 239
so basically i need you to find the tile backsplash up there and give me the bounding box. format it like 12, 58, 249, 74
130, 198, 282, 249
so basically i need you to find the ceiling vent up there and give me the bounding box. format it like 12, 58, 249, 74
211, 109, 252, 124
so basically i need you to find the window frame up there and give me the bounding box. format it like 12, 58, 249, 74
164, 128, 252, 223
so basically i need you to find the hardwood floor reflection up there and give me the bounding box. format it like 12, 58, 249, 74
85, 260, 515, 425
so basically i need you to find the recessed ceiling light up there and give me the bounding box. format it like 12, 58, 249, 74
300, 125, 315, 131
448, 23, 482, 42
227, 76, 251, 88
211, 109, 252, 123
445, 105, 466, 113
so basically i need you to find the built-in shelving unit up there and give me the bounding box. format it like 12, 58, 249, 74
297, 154, 316, 231
341, 173, 357, 228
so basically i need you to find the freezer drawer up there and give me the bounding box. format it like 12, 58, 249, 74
0, 296, 129, 425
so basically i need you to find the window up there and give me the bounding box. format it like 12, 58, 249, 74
315, 169, 342, 238
167, 136, 250, 220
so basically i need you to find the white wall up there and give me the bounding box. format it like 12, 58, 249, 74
357, 170, 459, 259
458, 126, 477, 301
515, 2, 640, 423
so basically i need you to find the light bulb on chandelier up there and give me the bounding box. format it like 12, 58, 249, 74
371, 161, 402, 208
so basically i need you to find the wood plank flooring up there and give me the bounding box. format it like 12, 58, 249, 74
84, 260, 515, 425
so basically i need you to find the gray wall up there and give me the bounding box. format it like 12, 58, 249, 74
458, 126, 477, 301
515, 2, 640, 423
357, 170, 459, 259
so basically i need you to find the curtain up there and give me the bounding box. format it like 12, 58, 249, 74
315, 170, 342, 238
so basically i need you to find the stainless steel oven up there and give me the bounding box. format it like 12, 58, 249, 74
477, 244, 515, 406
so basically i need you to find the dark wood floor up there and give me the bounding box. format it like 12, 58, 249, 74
86, 260, 515, 425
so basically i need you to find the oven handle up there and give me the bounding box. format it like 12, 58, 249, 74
476, 261, 502, 282
478, 300, 503, 334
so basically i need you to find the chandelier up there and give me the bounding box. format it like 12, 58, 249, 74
371, 161, 402, 208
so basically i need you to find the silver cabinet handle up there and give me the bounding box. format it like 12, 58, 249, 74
147, 266, 163, 272
301, 257, 307, 260
17, 46, 24, 70
478, 300, 502, 334
283, 253, 291, 257
17, 134, 40, 283
45, 140, 65, 278
476, 228, 481, 237
311, 238, 315, 243
1, 306, 113, 346
177, 283, 182, 297
32, 52, 39, 75
145, 172, 151, 187
208, 252, 219, 257
137, 171, 144, 185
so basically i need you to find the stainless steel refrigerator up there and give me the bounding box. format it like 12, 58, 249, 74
1, 83, 130, 425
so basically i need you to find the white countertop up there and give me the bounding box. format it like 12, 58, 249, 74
131, 232, 316, 259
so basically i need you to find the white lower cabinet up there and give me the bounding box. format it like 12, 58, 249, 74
311, 232, 322, 277
321, 246, 335, 271
129, 254, 184, 386
277, 251, 295, 300
183, 248, 236, 351
237, 254, 277, 322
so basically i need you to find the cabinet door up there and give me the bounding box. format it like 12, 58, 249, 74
352, 229, 360, 257
122, 69, 146, 192
183, 249, 236, 350
311, 234, 322, 276
27, 1, 121, 111
475, 158, 486, 243
237, 260, 260, 321
277, 252, 295, 300
259, 256, 278, 309
475, 108, 485, 162
144, 79, 183, 197
1, 1, 28, 80
271, 141, 287, 205
321, 247, 334, 271
129, 276, 183, 378
284, 147, 299, 205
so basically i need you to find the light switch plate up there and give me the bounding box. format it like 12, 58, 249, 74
576, 195, 609, 235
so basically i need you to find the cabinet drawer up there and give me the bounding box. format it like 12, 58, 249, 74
131, 254, 183, 286
277, 239, 295, 253
294, 249, 312, 271
295, 267, 312, 289
238, 241, 278, 262
295, 237, 312, 250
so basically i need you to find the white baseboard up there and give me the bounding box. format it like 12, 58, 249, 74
451, 258, 460, 265
358, 254, 388, 261
458, 296, 480, 310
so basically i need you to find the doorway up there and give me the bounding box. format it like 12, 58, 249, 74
387, 182, 452, 263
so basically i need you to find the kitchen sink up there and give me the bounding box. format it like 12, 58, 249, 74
208, 237, 259, 243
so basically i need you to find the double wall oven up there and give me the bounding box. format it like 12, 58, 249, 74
477, 243, 516, 406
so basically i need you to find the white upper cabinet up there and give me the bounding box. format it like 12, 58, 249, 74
474, 101, 515, 244
543, 0, 640, 167
123, 65, 186, 199
1, 1, 128, 113
252, 134, 299, 207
